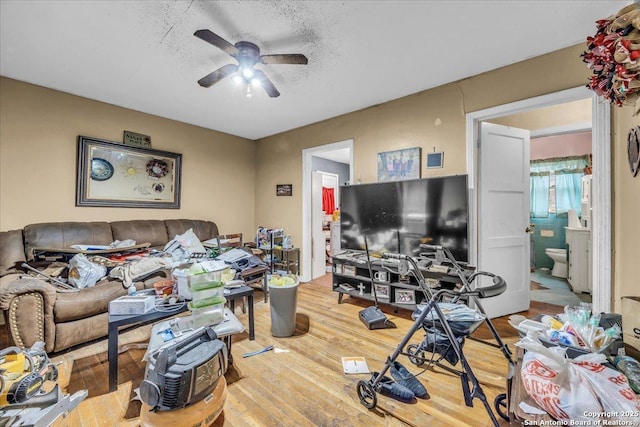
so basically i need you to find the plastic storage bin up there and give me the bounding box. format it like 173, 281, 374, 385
189, 270, 223, 286
175, 265, 225, 300
188, 295, 226, 327
190, 280, 224, 300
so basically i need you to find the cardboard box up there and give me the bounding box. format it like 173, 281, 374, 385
621, 296, 640, 353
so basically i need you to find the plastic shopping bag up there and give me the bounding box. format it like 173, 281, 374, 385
68, 254, 107, 289
517, 334, 640, 424
573, 354, 640, 424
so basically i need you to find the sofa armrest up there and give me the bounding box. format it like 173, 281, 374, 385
0, 274, 57, 352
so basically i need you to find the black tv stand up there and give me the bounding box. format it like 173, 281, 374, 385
332, 251, 474, 310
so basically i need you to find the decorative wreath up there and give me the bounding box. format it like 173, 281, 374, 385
582, 3, 640, 115
146, 159, 170, 179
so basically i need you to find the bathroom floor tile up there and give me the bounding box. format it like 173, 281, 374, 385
530, 269, 591, 306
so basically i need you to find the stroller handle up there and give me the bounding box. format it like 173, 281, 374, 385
475, 274, 506, 299
433, 274, 506, 300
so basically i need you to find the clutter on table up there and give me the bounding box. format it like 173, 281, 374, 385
509, 302, 622, 354
510, 302, 640, 424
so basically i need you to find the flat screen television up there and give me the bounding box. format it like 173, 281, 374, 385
339, 175, 469, 262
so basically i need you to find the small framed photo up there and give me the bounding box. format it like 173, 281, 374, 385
276, 184, 292, 196
342, 265, 356, 276
374, 284, 390, 300
395, 289, 416, 304
334, 264, 343, 275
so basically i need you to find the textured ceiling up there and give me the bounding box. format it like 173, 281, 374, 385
0, 1, 627, 140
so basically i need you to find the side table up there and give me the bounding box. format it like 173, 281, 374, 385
224, 285, 255, 340
239, 265, 269, 302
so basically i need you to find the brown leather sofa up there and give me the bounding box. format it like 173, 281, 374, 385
0, 219, 219, 353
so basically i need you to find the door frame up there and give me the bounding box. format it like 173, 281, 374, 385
466, 86, 611, 313
301, 139, 354, 282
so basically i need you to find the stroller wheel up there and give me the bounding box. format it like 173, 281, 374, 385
407, 344, 426, 366
494, 393, 509, 421
357, 380, 377, 409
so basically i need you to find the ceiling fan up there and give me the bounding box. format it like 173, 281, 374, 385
194, 29, 308, 98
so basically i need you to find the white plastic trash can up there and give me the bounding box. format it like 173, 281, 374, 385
268, 277, 299, 337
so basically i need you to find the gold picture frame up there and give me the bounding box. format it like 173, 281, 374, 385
76, 136, 182, 208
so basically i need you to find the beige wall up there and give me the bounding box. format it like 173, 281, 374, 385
255, 43, 639, 307
0, 77, 257, 239
255, 44, 593, 260
613, 104, 640, 312
490, 98, 592, 130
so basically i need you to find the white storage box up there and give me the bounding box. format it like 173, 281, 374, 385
109, 295, 155, 315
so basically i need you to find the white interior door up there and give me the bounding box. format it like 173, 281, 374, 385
478, 122, 531, 318
311, 172, 326, 279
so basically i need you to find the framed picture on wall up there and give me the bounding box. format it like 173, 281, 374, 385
276, 184, 293, 196
76, 136, 182, 208
376, 147, 421, 182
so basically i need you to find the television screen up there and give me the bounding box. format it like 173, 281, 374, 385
339, 175, 469, 262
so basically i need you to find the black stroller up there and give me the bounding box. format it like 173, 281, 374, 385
356, 245, 514, 426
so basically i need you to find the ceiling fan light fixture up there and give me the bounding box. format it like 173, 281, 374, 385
232, 75, 243, 84
241, 66, 254, 80
194, 29, 307, 98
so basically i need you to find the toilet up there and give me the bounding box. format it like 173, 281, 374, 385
545, 248, 568, 278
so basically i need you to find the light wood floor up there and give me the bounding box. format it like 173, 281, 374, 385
30, 275, 562, 426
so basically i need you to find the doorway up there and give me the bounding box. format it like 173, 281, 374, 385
501, 120, 593, 307
467, 86, 611, 317
301, 140, 354, 282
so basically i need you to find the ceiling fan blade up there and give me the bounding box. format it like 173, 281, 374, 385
254, 70, 280, 97
194, 29, 238, 56
197, 63, 238, 88
260, 54, 308, 65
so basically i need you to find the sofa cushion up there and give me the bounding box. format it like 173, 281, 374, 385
164, 219, 219, 242
23, 222, 113, 261
110, 220, 168, 248
54, 312, 110, 352
54, 280, 129, 322
0, 230, 26, 276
